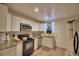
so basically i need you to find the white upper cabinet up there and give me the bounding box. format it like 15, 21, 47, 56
6, 12, 12, 31
11, 15, 21, 31
0, 4, 11, 31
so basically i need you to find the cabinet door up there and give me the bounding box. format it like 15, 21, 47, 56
0, 4, 8, 31
38, 37, 42, 48
6, 13, 12, 31
34, 38, 38, 50
0, 47, 16, 56
11, 15, 21, 31
16, 42, 23, 56
0, 4, 11, 31
42, 37, 53, 48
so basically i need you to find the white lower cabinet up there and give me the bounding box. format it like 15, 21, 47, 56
0, 47, 16, 56
34, 37, 42, 50
42, 36, 55, 48
0, 42, 23, 56
34, 38, 38, 50
16, 42, 23, 56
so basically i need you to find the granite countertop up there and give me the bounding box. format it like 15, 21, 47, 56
0, 40, 22, 50
41, 33, 54, 37
42, 36, 54, 38
42, 36, 53, 37
32, 36, 42, 39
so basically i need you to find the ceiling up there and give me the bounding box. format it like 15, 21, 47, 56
5, 3, 79, 23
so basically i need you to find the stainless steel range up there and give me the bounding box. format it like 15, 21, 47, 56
18, 34, 34, 56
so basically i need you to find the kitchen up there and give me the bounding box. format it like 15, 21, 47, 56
0, 3, 79, 56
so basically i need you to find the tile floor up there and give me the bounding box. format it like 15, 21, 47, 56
32, 47, 75, 56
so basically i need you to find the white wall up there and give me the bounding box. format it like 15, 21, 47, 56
54, 20, 67, 49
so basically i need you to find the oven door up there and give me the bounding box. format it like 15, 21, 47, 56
23, 38, 34, 56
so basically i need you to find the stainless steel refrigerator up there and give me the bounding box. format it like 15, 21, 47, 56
73, 20, 79, 55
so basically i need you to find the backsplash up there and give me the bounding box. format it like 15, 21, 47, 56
0, 31, 32, 41
0, 31, 44, 41
0, 33, 5, 42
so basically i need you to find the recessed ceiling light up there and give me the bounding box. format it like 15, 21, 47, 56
34, 7, 39, 12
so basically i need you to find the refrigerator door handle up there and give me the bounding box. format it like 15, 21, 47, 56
73, 31, 79, 55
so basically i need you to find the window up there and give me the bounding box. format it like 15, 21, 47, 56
44, 22, 55, 33
44, 22, 47, 32
52, 22, 55, 32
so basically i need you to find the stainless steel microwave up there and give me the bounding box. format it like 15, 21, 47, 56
20, 23, 32, 31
